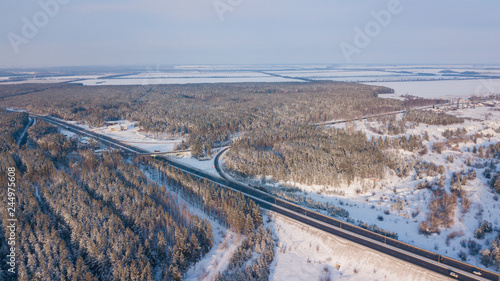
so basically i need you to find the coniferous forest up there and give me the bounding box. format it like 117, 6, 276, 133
224, 123, 424, 187
0, 110, 274, 280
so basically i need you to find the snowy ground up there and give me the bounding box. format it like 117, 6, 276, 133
170, 188, 240, 281
174, 152, 221, 176
266, 211, 452, 281
3, 65, 498, 86
365, 79, 500, 99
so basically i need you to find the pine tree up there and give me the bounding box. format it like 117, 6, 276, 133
168, 264, 183, 281
189, 233, 201, 263
245, 214, 255, 235
495, 176, 500, 193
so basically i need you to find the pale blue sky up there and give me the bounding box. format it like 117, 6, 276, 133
1, 0, 499, 68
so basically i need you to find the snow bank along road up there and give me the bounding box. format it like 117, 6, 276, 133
29, 112, 499, 281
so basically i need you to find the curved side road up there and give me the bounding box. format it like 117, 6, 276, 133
27, 112, 499, 281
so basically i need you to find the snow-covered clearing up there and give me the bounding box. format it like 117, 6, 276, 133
266, 211, 450, 281
184, 232, 242, 281
267, 66, 500, 83
174, 153, 220, 176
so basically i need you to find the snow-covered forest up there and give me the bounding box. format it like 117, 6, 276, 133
0, 110, 274, 280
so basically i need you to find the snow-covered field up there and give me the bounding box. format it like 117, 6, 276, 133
314, 75, 461, 83
366, 79, 500, 99
1, 78, 76, 84
76, 76, 303, 85
123, 71, 268, 79
266, 211, 451, 281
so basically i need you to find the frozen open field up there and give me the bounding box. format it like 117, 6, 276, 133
76, 76, 303, 85
366, 79, 500, 99
3, 65, 499, 86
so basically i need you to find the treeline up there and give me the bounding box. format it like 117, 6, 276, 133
225, 125, 423, 187
0, 109, 29, 151
403, 109, 464, 125
138, 151, 276, 279
0, 82, 404, 157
